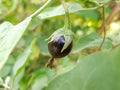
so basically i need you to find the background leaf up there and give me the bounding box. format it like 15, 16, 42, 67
12, 39, 35, 89
44, 46, 120, 90
38, 2, 99, 19
72, 32, 112, 53
37, 36, 50, 56
13, 41, 32, 78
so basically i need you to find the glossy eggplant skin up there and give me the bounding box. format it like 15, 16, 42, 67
48, 36, 72, 58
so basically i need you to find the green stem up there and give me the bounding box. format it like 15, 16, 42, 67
46, 57, 54, 68
99, 5, 106, 50
30, 0, 52, 18
60, 0, 71, 29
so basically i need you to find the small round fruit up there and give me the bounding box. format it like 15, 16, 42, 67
48, 36, 72, 58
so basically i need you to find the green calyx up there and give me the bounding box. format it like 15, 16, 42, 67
48, 28, 73, 52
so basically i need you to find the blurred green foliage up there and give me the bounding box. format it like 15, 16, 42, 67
0, 0, 120, 90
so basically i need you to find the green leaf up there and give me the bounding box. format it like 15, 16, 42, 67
44, 46, 120, 90
37, 36, 50, 56
38, 2, 99, 19
12, 43, 32, 79
0, 17, 31, 70
12, 39, 35, 89
77, 10, 100, 21
13, 70, 24, 90
72, 32, 112, 53
0, 22, 13, 40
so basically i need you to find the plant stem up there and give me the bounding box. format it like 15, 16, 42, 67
60, 0, 71, 29
46, 57, 54, 68
30, 0, 52, 18
97, 2, 120, 34
99, 5, 106, 50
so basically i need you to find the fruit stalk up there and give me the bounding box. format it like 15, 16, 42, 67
60, 0, 71, 30
46, 57, 54, 68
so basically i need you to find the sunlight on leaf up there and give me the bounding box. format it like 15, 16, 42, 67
0, 17, 32, 70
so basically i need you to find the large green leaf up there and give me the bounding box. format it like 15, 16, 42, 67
38, 2, 100, 19
44, 46, 120, 90
0, 17, 31, 70
72, 32, 112, 53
